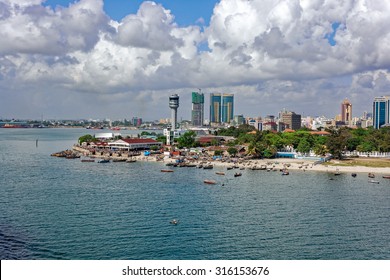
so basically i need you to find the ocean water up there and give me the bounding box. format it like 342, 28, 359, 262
0, 128, 389, 260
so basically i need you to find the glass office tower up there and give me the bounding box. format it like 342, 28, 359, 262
210, 93, 234, 123
373, 96, 390, 129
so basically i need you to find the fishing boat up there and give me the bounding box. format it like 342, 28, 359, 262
334, 169, 341, 175
368, 180, 379, 184
126, 159, 137, 163
282, 170, 289, 175
234, 172, 242, 177
368, 173, 375, 178
161, 169, 174, 172
203, 179, 216, 185
382, 175, 390, 179
98, 159, 110, 163
170, 219, 179, 225
81, 159, 95, 162
215, 172, 225, 175
351, 173, 357, 177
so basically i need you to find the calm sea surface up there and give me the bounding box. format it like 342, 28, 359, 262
0, 128, 389, 260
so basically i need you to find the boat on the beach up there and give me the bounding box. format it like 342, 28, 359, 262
161, 169, 174, 172
234, 172, 242, 177
203, 179, 216, 184
368, 180, 380, 184
334, 169, 341, 175
368, 173, 375, 178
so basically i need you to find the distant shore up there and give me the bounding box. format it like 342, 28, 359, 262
71, 145, 390, 177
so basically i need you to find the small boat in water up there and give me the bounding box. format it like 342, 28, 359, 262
81, 159, 95, 162
216, 172, 225, 175
170, 219, 179, 225
351, 173, 357, 177
204, 179, 216, 185
382, 175, 390, 179
161, 169, 174, 172
282, 170, 289, 175
368, 173, 375, 178
369, 180, 380, 184
234, 172, 242, 177
203, 165, 213, 169
334, 169, 341, 175
98, 159, 110, 163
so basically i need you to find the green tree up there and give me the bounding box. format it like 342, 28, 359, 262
297, 138, 311, 154
227, 147, 238, 156
78, 134, 96, 144
326, 128, 351, 159
177, 131, 197, 148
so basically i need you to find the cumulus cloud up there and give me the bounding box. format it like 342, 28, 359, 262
1, 0, 390, 120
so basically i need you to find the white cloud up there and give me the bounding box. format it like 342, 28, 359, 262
1, 0, 390, 120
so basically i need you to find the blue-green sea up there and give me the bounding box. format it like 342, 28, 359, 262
0, 128, 389, 260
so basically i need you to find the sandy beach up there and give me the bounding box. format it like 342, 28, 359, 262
72, 145, 390, 177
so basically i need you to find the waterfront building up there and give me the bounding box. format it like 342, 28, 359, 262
341, 98, 352, 125
210, 93, 234, 124
108, 138, 162, 151
280, 111, 301, 130
191, 91, 204, 126
373, 96, 390, 129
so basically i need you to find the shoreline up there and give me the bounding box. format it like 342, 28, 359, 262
71, 145, 390, 177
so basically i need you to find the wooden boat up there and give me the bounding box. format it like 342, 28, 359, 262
234, 172, 242, 177
368, 180, 379, 184
98, 159, 110, 163
382, 175, 390, 179
216, 172, 225, 175
203, 179, 216, 185
126, 159, 137, 163
282, 170, 289, 175
334, 169, 341, 175
226, 166, 233, 170
351, 173, 357, 177
368, 173, 375, 178
81, 159, 95, 162
203, 165, 213, 169
112, 158, 126, 162
161, 169, 174, 172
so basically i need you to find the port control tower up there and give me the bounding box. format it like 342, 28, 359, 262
169, 94, 179, 129
166, 94, 179, 146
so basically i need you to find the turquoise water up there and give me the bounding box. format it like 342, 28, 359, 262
0, 128, 389, 259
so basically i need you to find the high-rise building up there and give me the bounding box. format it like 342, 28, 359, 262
373, 96, 390, 129
191, 91, 204, 126
280, 111, 301, 130
131, 117, 142, 127
341, 98, 352, 124
209, 93, 234, 123
169, 94, 179, 129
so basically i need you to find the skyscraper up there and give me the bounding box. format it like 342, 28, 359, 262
191, 91, 204, 126
373, 96, 390, 129
341, 98, 352, 124
209, 93, 234, 123
280, 111, 301, 130
169, 94, 179, 129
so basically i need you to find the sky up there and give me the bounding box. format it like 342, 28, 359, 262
1, 0, 390, 121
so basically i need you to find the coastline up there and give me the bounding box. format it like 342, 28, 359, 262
72, 145, 390, 177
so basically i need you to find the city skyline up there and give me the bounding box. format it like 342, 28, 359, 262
1, 0, 390, 120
